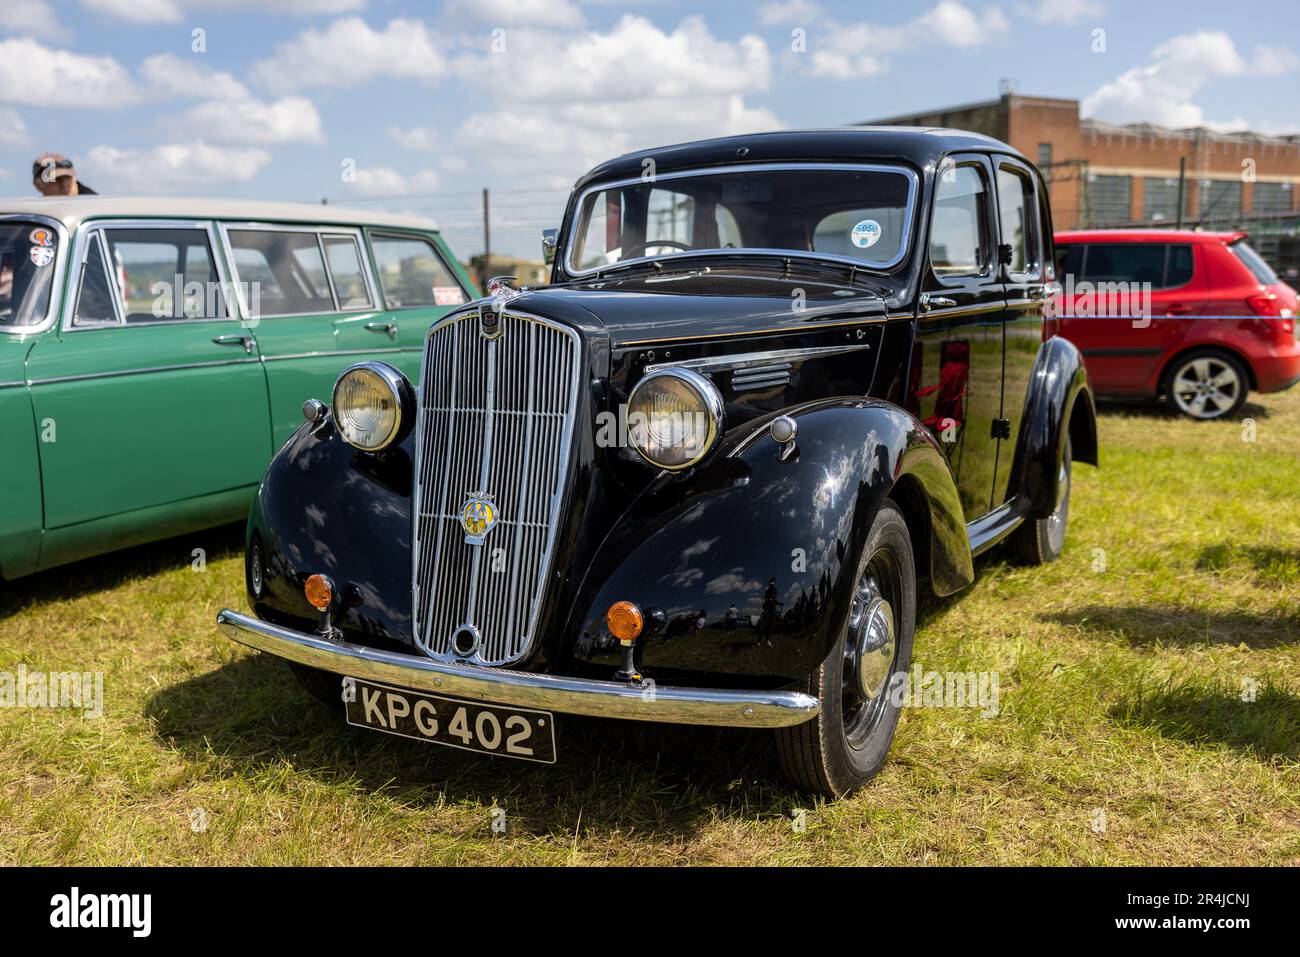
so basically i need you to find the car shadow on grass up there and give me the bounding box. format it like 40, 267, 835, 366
1094, 396, 1270, 421
1110, 677, 1299, 763
1040, 604, 1299, 648
0, 523, 245, 622
146, 653, 806, 841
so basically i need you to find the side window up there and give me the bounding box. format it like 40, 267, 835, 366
370, 233, 466, 309
930, 164, 991, 279
101, 227, 227, 322
1081, 244, 1166, 286
996, 166, 1040, 279
227, 229, 334, 317
73, 234, 119, 327
322, 235, 373, 309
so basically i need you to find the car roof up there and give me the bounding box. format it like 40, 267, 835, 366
573, 127, 1025, 191
0, 196, 439, 232
1056, 228, 1246, 244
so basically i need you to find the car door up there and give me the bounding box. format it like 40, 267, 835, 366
365, 230, 473, 387
992, 156, 1050, 507
220, 223, 399, 448
25, 220, 271, 539
914, 154, 1005, 521
1058, 242, 1185, 395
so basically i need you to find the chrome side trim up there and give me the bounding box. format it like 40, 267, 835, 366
262, 347, 402, 362
0, 380, 25, 390
216, 609, 821, 729
644, 341, 875, 375
565, 162, 920, 277
27, 356, 261, 387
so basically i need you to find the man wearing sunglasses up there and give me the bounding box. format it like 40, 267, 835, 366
31, 153, 98, 197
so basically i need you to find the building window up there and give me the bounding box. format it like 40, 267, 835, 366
1143, 176, 1189, 223
1198, 179, 1242, 222
1252, 182, 1294, 216
1037, 143, 1052, 169
1085, 174, 1132, 226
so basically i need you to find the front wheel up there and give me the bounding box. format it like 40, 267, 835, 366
775, 500, 916, 798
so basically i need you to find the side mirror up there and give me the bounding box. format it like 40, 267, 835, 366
541, 228, 559, 266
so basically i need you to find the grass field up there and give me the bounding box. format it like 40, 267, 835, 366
2, 390, 1297, 866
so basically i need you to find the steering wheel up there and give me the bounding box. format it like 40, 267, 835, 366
621, 238, 693, 258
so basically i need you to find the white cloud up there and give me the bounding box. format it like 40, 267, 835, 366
758, 0, 822, 25
449, 15, 778, 184
140, 54, 250, 101
807, 1, 1009, 80
82, 0, 182, 23
445, 0, 583, 27
1016, 0, 1103, 24
0, 108, 30, 146
251, 17, 446, 92
1082, 31, 1297, 127
0, 38, 138, 107
81, 142, 272, 192
5, 0, 72, 40
347, 166, 440, 196
387, 126, 441, 151
455, 15, 771, 103
178, 95, 324, 144
80, 0, 365, 23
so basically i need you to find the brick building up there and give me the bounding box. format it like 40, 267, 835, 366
863, 94, 1300, 232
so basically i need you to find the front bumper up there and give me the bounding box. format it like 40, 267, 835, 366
216, 609, 821, 729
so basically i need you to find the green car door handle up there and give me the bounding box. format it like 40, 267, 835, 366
212, 334, 255, 355
365, 321, 398, 337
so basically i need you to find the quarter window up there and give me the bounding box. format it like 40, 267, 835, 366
323, 235, 373, 309
227, 229, 334, 317
72, 234, 119, 327
997, 166, 1040, 278
930, 165, 990, 278
370, 234, 466, 309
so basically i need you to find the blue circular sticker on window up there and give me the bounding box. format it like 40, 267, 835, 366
851, 219, 882, 249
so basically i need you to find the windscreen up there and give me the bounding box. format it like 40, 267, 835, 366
568, 165, 915, 273
0, 221, 59, 328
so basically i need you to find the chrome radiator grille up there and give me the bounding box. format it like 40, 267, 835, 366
411, 310, 581, 665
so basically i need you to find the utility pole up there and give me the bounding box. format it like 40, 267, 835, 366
481, 188, 491, 291
1175, 157, 1186, 230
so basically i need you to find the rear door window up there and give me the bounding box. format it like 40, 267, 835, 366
227, 229, 335, 316
1079, 243, 1195, 289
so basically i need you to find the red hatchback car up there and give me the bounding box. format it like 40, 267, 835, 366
1054, 229, 1300, 419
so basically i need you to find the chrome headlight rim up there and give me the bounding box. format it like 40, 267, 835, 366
331, 360, 414, 452
627, 367, 725, 472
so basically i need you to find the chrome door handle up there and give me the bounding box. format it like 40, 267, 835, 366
212, 335, 254, 354
920, 294, 957, 313
365, 321, 398, 337
1027, 285, 1046, 300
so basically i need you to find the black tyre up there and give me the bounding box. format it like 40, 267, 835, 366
1163, 349, 1249, 420
289, 662, 345, 711
775, 500, 916, 799
1011, 436, 1071, 565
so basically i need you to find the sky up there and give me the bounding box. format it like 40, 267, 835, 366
1, 0, 1297, 259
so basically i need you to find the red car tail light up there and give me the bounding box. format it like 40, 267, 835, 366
1246, 293, 1283, 317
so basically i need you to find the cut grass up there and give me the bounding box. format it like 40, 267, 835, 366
1, 390, 1297, 865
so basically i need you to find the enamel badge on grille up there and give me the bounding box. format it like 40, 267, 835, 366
460, 492, 498, 544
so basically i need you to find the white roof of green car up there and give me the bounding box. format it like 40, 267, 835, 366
0, 196, 439, 232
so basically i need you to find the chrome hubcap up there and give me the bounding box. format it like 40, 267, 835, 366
841, 563, 900, 748
852, 597, 896, 700
1046, 458, 1069, 553
1172, 357, 1240, 419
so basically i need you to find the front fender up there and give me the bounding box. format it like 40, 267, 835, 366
564, 399, 973, 684
1010, 337, 1098, 519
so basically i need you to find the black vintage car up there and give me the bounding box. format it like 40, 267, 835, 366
217, 128, 1098, 797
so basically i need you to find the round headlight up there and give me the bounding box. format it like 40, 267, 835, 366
331, 362, 412, 452
627, 368, 724, 471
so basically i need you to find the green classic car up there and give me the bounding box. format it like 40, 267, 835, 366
0, 198, 476, 580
